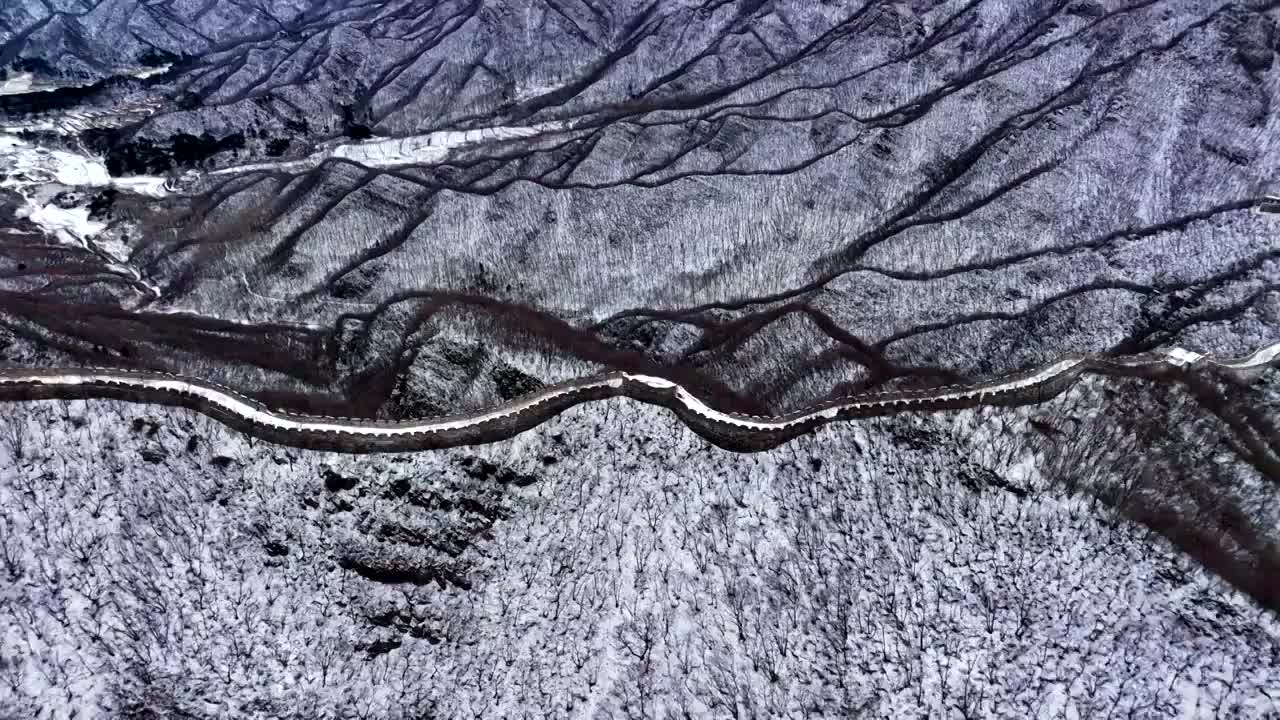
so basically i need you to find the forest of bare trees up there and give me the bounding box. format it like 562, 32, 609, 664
2, 374, 1278, 717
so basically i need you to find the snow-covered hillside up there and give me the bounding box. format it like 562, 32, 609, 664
2, 0, 1277, 418
1, 1, 1278, 716
2, 375, 1277, 718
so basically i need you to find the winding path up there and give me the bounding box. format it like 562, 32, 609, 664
0, 342, 1277, 452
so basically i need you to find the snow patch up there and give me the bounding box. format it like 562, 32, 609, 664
212, 120, 574, 177
0, 133, 170, 196
131, 64, 171, 80
0, 133, 169, 281
1225, 342, 1280, 370
15, 203, 105, 248
327, 120, 572, 168
623, 374, 677, 390
1165, 347, 1204, 367
0, 72, 35, 96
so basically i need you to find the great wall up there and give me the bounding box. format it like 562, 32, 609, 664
0, 342, 1276, 452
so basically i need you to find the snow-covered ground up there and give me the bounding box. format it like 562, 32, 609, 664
0, 133, 169, 254
0, 133, 169, 296
14, 201, 106, 248
0, 72, 37, 96
0, 134, 170, 197
130, 64, 171, 80
337, 120, 573, 168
